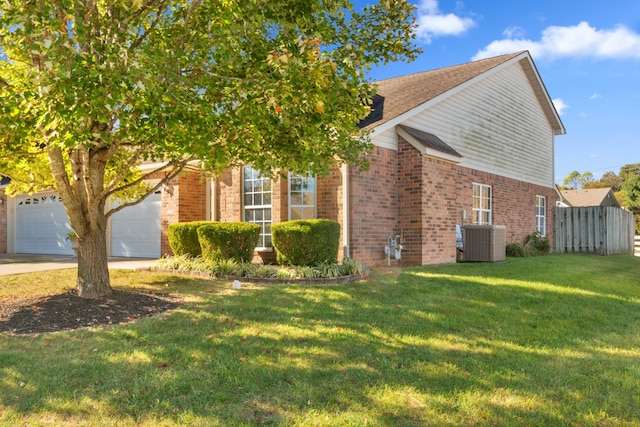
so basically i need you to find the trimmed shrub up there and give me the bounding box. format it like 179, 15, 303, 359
197, 222, 260, 263
524, 231, 551, 256
272, 219, 340, 266
506, 242, 526, 258
167, 221, 211, 257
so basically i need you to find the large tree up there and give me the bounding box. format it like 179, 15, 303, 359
562, 170, 597, 190
596, 171, 622, 192
620, 164, 640, 212
562, 171, 581, 190
0, 0, 420, 297
615, 163, 640, 234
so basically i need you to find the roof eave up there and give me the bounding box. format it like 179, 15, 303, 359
370, 51, 567, 137
517, 53, 566, 136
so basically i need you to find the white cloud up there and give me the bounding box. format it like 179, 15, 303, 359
415, 0, 476, 43
589, 93, 602, 100
473, 21, 640, 61
502, 26, 525, 39
552, 98, 568, 115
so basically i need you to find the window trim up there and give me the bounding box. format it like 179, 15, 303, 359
472, 183, 492, 225
288, 173, 317, 220
536, 195, 546, 236
242, 166, 272, 249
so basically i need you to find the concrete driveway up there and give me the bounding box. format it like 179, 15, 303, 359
0, 254, 157, 276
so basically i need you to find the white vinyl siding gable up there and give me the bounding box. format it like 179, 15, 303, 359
386, 62, 555, 188
372, 127, 398, 151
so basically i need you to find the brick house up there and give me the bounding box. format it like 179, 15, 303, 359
0, 51, 565, 266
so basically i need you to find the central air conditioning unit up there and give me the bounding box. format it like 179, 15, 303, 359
462, 225, 506, 262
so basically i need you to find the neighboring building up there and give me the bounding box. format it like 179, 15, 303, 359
0, 51, 565, 266
557, 188, 620, 208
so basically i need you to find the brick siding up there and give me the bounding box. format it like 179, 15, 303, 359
165, 140, 557, 267
160, 171, 207, 256
317, 165, 346, 258
349, 146, 399, 266
348, 138, 557, 267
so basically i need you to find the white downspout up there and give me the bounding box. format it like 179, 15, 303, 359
206, 178, 212, 221
554, 184, 565, 206
209, 177, 218, 221
341, 163, 350, 258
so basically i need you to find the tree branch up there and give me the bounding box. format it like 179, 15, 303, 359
128, 0, 170, 53
101, 142, 151, 194
105, 158, 189, 218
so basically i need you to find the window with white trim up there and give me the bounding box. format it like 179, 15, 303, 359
289, 174, 316, 220
536, 195, 546, 236
472, 183, 492, 225
243, 166, 272, 248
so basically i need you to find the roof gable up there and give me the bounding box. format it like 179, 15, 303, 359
367, 51, 565, 137
559, 188, 620, 207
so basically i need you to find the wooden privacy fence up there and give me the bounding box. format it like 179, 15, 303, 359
554, 206, 635, 255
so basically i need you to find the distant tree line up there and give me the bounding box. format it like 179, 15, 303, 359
561, 163, 640, 234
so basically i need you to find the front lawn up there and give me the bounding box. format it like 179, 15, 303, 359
1, 254, 639, 426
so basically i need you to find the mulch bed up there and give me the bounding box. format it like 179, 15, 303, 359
0, 290, 181, 335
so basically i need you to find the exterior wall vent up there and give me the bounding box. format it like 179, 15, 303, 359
462, 225, 506, 262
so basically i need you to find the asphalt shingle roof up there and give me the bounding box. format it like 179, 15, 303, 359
365, 51, 565, 136
398, 125, 462, 158
559, 188, 619, 207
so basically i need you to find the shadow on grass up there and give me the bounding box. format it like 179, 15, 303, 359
1, 257, 640, 425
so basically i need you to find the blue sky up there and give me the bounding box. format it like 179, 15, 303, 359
362, 0, 640, 184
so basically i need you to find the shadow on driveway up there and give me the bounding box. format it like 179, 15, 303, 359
0, 254, 157, 276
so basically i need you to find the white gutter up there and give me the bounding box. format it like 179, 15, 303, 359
554, 184, 568, 207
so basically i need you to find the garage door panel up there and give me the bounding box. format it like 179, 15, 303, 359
15, 194, 74, 255
110, 192, 161, 258
15, 191, 161, 258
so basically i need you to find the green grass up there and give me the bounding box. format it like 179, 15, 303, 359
1, 254, 639, 426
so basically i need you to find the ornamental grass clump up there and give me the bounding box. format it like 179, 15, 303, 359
197, 222, 260, 263
339, 257, 368, 276
210, 258, 239, 277
272, 219, 340, 266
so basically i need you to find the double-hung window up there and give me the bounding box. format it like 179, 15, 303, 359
472, 183, 492, 225
289, 174, 316, 220
243, 166, 272, 248
536, 195, 546, 236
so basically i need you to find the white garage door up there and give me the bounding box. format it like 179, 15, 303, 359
110, 191, 161, 258
15, 193, 74, 255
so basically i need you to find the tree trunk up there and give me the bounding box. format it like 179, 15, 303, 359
76, 223, 112, 298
